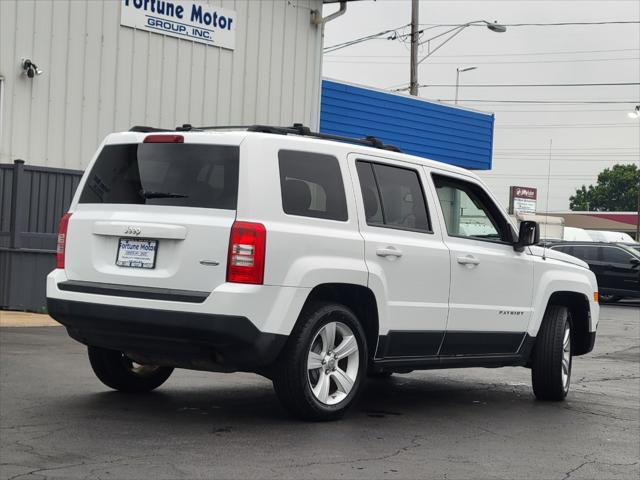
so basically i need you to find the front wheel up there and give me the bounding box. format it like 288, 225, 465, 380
531, 305, 572, 401
88, 346, 173, 393
272, 302, 368, 421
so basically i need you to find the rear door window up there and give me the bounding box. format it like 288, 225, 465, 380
278, 150, 348, 221
79, 144, 239, 209
356, 161, 431, 233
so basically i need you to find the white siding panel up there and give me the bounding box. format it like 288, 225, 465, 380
201, 39, 220, 125
129, 30, 151, 127
29, 0, 54, 166
45, 0, 71, 168
145, 32, 164, 127
189, 43, 206, 126
10, 0, 36, 163
98, 0, 120, 137
62, 1, 87, 170
80, 1, 104, 167
268, 0, 286, 123
0, 0, 323, 170
0, 1, 18, 154
241, 0, 261, 123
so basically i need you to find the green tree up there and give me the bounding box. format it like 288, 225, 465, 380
569, 163, 640, 211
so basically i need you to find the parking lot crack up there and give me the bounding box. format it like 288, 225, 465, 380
279, 435, 423, 469
562, 460, 597, 480
6, 461, 87, 480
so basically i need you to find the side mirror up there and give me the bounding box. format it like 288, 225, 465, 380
630, 258, 640, 268
514, 220, 540, 252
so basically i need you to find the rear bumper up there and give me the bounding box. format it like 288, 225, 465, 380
47, 298, 287, 372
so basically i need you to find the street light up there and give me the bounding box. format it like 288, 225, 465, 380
455, 66, 477, 104
416, 20, 507, 65
486, 21, 508, 33
407, 19, 506, 96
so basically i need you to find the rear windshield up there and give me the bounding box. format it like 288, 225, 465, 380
79, 144, 239, 209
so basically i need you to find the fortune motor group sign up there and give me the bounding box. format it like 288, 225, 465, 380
509, 186, 538, 215
121, 0, 236, 50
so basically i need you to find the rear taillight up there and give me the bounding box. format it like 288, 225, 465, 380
226, 221, 266, 285
56, 212, 72, 269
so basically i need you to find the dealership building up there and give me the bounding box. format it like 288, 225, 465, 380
0, 0, 496, 311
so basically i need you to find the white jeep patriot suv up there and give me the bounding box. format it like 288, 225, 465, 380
47, 124, 599, 420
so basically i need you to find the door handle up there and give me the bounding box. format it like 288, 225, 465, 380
457, 255, 480, 266
376, 246, 403, 258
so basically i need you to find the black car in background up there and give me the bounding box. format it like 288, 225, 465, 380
544, 242, 640, 303
622, 243, 640, 254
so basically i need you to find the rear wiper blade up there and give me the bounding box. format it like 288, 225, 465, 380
139, 190, 189, 199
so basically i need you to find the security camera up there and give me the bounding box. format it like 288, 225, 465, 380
21, 59, 43, 78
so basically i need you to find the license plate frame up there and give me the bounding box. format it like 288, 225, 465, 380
116, 238, 158, 269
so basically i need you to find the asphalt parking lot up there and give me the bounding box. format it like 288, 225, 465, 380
1, 304, 638, 480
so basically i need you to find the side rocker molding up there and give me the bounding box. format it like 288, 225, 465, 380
373, 334, 536, 371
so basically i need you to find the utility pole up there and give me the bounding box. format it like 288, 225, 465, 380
409, 0, 419, 96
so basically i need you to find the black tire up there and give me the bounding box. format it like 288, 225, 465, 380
368, 371, 393, 379
88, 346, 173, 393
531, 305, 572, 401
272, 302, 368, 421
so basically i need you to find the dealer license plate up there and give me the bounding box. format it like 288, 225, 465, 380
116, 238, 158, 269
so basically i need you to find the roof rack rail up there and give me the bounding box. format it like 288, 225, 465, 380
129, 123, 401, 152
129, 125, 172, 133
245, 123, 402, 152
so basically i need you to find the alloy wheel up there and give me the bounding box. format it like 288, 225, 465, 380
561, 323, 571, 393
307, 321, 360, 405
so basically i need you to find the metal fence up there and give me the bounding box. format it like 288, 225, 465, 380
0, 160, 82, 311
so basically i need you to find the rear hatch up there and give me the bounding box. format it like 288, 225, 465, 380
64, 137, 239, 294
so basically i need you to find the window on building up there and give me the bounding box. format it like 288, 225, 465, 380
356, 161, 430, 232
278, 150, 348, 221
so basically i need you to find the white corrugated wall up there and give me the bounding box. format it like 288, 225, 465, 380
0, 0, 324, 170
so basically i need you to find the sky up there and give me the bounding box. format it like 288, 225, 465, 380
321, 0, 640, 212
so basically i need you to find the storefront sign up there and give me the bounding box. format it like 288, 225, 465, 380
509, 186, 537, 215
121, 0, 236, 50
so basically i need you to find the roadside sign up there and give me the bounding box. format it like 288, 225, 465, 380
120, 0, 236, 50
509, 186, 537, 215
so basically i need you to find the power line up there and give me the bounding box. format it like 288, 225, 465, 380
493, 152, 640, 156
430, 99, 640, 104
418, 20, 640, 27
494, 150, 640, 154
495, 145, 639, 148
324, 57, 640, 65
486, 109, 635, 113
392, 20, 640, 41
323, 25, 409, 53
417, 82, 640, 88
325, 48, 640, 58
496, 124, 640, 129
496, 122, 639, 126
492, 157, 639, 161
324, 21, 640, 53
